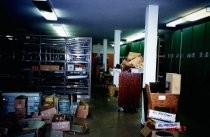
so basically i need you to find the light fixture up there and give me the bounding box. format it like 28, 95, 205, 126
183, 8, 210, 21
125, 32, 145, 42
110, 41, 125, 47
6, 35, 13, 40
166, 7, 210, 27
53, 24, 68, 37
32, 0, 57, 21
166, 18, 186, 27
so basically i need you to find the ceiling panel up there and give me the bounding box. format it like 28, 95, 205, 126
0, 0, 210, 44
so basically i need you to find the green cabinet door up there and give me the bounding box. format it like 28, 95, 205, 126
140, 40, 144, 56
171, 30, 181, 73
164, 33, 172, 73
181, 27, 193, 91
120, 44, 128, 57
203, 22, 210, 91
192, 23, 205, 91
130, 41, 140, 53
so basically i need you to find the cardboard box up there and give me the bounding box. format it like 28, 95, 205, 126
152, 119, 180, 129
71, 118, 88, 134
40, 65, 50, 70
148, 109, 176, 122
14, 95, 27, 109
40, 65, 60, 71
50, 130, 63, 137
49, 65, 60, 70
108, 84, 116, 97
51, 114, 71, 131
40, 104, 54, 111
150, 93, 179, 113
166, 73, 181, 94
152, 130, 179, 137
20, 120, 46, 137
15, 108, 26, 119
76, 105, 89, 119
52, 121, 70, 131
41, 107, 57, 123
140, 125, 152, 137
15, 99, 26, 109
0, 127, 8, 136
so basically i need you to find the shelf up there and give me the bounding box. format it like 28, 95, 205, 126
40, 61, 65, 63
67, 61, 89, 64
0, 35, 92, 99
66, 75, 88, 79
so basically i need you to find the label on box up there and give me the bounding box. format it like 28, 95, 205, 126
148, 109, 176, 122
158, 95, 166, 100
155, 122, 180, 129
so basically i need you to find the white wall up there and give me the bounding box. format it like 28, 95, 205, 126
92, 44, 114, 54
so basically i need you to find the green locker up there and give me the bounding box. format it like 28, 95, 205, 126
203, 22, 210, 92
205, 22, 210, 52
120, 44, 128, 58
139, 40, 144, 56
171, 30, 181, 73
164, 33, 172, 73
130, 41, 140, 53
180, 27, 193, 91
191, 23, 205, 91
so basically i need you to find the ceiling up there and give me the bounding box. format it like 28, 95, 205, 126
0, 0, 210, 45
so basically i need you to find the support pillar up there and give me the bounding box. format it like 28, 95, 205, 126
114, 30, 121, 67
103, 39, 108, 72
113, 30, 121, 87
141, 5, 159, 124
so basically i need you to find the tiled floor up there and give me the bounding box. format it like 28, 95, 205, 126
63, 85, 143, 137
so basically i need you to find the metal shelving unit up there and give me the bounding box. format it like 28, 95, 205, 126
0, 35, 92, 99
65, 37, 92, 99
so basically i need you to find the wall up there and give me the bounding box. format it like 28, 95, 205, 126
92, 44, 114, 68
92, 44, 114, 54
92, 44, 114, 84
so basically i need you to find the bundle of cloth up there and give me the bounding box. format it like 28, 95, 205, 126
121, 52, 144, 71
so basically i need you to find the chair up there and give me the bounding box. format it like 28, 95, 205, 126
145, 84, 179, 114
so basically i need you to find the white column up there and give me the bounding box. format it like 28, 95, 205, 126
143, 5, 159, 86
114, 30, 121, 67
141, 5, 159, 124
103, 39, 108, 72
113, 30, 121, 87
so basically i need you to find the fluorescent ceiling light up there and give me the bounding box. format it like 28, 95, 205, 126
6, 35, 13, 38
166, 18, 186, 27
39, 10, 57, 21
53, 24, 68, 37
32, 0, 57, 21
166, 7, 210, 27
126, 32, 145, 42
111, 41, 125, 47
184, 8, 210, 21
6, 35, 13, 40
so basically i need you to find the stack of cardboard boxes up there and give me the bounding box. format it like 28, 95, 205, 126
141, 73, 182, 137
141, 109, 181, 137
